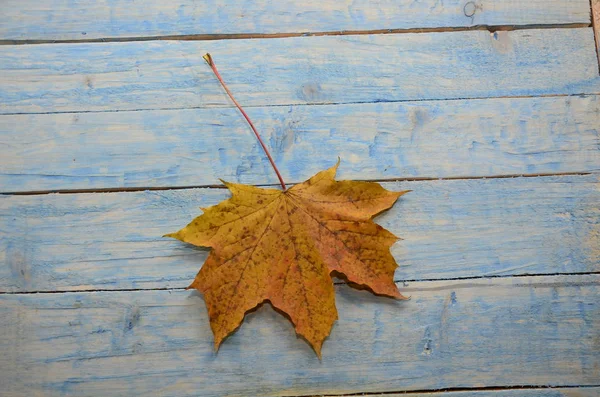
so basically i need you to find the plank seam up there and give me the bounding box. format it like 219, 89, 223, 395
2, 92, 598, 118
316, 384, 600, 397
592, 0, 600, 71
0, 172, 593, 196
2, 271, 599, 295
0, 23, 590, 46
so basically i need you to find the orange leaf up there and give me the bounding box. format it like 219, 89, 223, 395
165, 161, 409, 356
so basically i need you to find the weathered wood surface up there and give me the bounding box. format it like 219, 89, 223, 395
1, 95, 599, 192
2, 0, 599, 395
363, 389, 600, 397
0, 0, 590, 41
1, 29, 599, 115
1, 275, 598, 396
1, 175, 598, 293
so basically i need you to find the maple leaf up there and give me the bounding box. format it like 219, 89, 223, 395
166, 161, 409, 356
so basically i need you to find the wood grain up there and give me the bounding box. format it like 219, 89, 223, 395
2, 0, 598, 395
1, 275, 598, 396
1, 95, 599, 192
0, 0, 591, 41
1, 29, 599, 115
1, 175, 598, 293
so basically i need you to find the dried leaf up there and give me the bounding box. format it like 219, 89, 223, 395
166, 161, 409, 356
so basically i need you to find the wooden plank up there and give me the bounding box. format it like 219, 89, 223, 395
1, 275, 598, 396
1, 174, 598, 293
360, 389, 600, 397
0, 0, 591, 41
1, 95, 599, 193
1, 29, 599, 115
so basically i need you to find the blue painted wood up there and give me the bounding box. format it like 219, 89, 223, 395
1, 95, 599, 192
1, 175, 598, 292
1, 0, 598, 395
1, 29, 599, 115
1, 275, 598, 396
0, 0, 590, 41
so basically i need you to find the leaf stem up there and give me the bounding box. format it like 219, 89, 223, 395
203, 53, 287, 191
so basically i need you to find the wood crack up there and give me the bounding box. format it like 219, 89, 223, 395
0, 23, 591, 46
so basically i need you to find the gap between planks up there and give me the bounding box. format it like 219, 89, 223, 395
3, 271, 600, 295
592, 0, 600, 71
0, 92, 591, 117
0, 23, 590, 46
316, 384, 600, 397
0, 171, 592, 196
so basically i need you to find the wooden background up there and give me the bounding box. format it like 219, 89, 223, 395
1, 1, 600, 396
